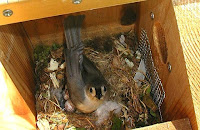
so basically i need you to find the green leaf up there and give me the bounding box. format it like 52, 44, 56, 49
66, 127, 85, 130
150, 109, 156, 117
146, 87, 151, 95
52, 43, 60, 50
67, 127, 75, 130
111, 116, 123, 130
142, 94, 158, 111
76, 128, 86, 130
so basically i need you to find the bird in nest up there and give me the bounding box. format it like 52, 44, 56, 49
63, 15, 110, 113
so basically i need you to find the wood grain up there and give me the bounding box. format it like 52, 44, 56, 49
138, 0, 197, 129
0, 23, 35, 127
172, 0, 200, 6
0, 0, 144, 26
22, 4, 137, 47
137, 118, 192, 130
0, 62, 35, 129
173, 2, 200, 129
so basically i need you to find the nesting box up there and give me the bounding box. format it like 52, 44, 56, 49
0, 0, 199, 129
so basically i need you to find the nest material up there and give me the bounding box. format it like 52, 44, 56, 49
35, 30, 160, 130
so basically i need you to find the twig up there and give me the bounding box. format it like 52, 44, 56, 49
131, 87, 143, 114
84, 47, 99, 54
139, 99, 147, 110
130, 87, 134, 101
119, 103, 129, 110
114, 71, 123, 78
45, 98, 63, 110
53, 95, 60, 107
78, 118, 96, 121
85, 118, 95, 128
44, 100, 48, 112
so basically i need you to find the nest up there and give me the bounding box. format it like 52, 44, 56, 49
34, 30, 160, 130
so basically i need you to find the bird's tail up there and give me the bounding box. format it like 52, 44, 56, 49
63, 15, 85, 78
63, 15, 85, 50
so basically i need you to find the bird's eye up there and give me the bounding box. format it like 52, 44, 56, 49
89, 88, 93, 93
103, 86, 107, 92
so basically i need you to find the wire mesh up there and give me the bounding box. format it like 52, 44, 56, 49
138, 29, 165, 121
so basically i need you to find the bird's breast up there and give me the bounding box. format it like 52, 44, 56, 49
76, 93, 104, 113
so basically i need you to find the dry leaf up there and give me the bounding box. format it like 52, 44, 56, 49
124, 58, 134, 68
57, 73, 64, 80
37, 118, 50, 130
112, 56, 120, 68
48, 58, 59, 71
50, 72, 59, 88
59, 62, 66, 69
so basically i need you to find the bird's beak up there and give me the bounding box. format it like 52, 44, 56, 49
96, 94, 102, 100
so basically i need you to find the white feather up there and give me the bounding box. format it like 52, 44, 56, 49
134, 59, 146, 87
95, 101, 122, 125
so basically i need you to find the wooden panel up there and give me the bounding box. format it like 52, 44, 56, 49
0, 0, 144, 26
172, 0, 200, 6
173, 2, 200, 129
138, 0, 197, 129
0, 62, 35, 129
0, 23, 35, 126
0, 0, 28, 4
0, 0, 7, 4
137, 118, 192, 130
22, 4, 137, 47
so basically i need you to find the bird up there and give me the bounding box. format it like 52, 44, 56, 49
63, 15, 109, 113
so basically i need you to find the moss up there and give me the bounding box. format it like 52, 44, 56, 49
34, 44, 51, 63
34, 43, 61, 74
111, 116, 123, 130
52, 43, 62, 51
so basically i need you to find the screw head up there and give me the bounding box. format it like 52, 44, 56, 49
3, 9, 13, 17
150, 12, 154, 20
72, 0, 82, 4
167, 62, 172, 72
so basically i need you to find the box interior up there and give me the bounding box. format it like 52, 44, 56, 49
0, 1, 196, 129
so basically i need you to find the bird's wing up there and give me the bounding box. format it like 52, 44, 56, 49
82, 55, 101, 77
82, 55, 106, 86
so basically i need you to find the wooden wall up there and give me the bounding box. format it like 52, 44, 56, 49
22, 4, 138, 47
138, 0, 199, 129
173, 1, 200, 129
139, 118, 192, 130
0, 62, 35, 129
0, 0, 144, 26
0, 23, 35, 128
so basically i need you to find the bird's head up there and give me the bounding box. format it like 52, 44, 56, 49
85, 84, 109, 101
